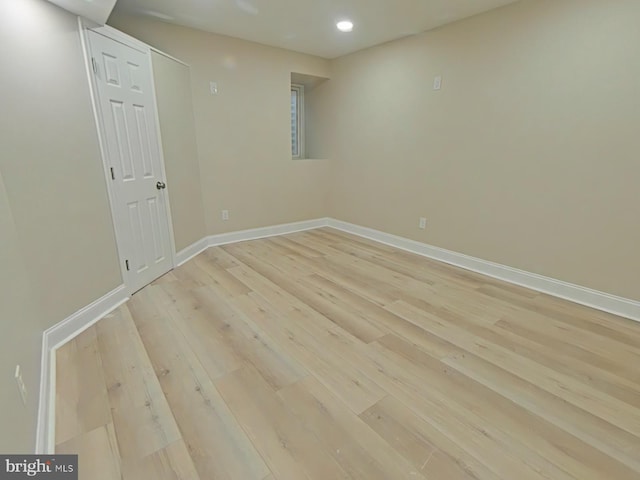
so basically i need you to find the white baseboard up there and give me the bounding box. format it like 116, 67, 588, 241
177, 218, 330, 266
35, 334, 56, 455
36, 216, 640, 453
327, 219, 640, 323
35, 285, 129, 454
44, 285, 129, 351
33, 218, 328, 454
208, 218, 329, 246
178, 217, 640, 322
176, 237, 210, 266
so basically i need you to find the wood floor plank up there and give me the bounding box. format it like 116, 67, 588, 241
129, 287, 270, 480
310, 228, 396, 254
532, 294, 640, 344
399, 293, 640, 407
56, 423, 122, 480
442, 348, 640, 472
278, 377, 429, 480
325, 240, 440, 287
56, 228, 640, 479
321, 251, 440, 304
287, 277, 388, 343
496, 314, 640, 382
159, 281, 244, 379
360, 397, 501, 480
267, 235, 326, 258
224, 241, 313, 279
415, 284, 521, 324
300, 273, 433, 339
362, 343, 571, 480
191, 285, 308, 390
192, 254, 252, 297
227, 262, 306, 313
498, 307, 640, 360
171, 261, 216, 289
215, 364, 351, 480
284, 231, 343, 256
494, 316, 640, 383
386, 299, 640, 439
55, 326, 112, 446
95, 307, 182, 461
374, 333, 640, 480
203, 245, 244, 269
152, 271, 180, 285
120, 440, 201, 480
224, 249, 387, 343
486, 321, 640, 408
230, 292, 387, 414
301, 256, 402, 306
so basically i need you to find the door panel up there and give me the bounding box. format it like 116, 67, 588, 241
89, 30, 173, 293
127, 201, 147, 274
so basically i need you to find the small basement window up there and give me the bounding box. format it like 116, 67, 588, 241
291, 84, 304, 158
290, 72, 329, 160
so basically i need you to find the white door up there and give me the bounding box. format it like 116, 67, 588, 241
87, 30, 174, 293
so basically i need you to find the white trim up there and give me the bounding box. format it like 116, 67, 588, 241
176, 218, 330, 267
327, 219, 640, 322
85, 23, 189, 66
176, 237, 210, 266
78, 19, 178, 294
34, 218, 327, 453
175, 217, 640, 322
35, 285, 129, 454
84, 22, 150, 54
35, 217, 640, 453
35, 334, 55, 454
77, 17, 128, 291
96, 27, 186, 66
46, 285, 129, 350
291, 83, 305, 159
209, 218, 328, 247
150, 47, 190, 67
147, 44, 179, 273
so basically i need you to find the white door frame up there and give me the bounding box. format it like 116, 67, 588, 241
77, 18, 177, 293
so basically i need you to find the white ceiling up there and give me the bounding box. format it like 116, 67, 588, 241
112, 0, 521, 59
47, 0, 118, 24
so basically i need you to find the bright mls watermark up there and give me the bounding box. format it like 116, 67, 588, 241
0, 456, 77, 479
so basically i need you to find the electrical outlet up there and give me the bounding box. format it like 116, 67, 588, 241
14, 365, 27, 405
433, 75, 442, 90
222, 209, 229, 221
419, 217, 427, 230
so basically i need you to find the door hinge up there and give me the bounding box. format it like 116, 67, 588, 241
91, 57, 98, 75
110, 167, 115, 180
125, 259, 130, 271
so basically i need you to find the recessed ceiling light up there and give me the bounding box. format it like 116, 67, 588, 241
336, 20, 354, 33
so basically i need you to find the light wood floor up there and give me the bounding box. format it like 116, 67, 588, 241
55, 227, 640, 479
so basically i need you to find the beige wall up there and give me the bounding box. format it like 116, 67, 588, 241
0, 170, 41, 453
0, 0, 123, 449
0, 0, 122, 323
317, 0, 640, 301
151, 51, 207, 251
110, 12, 332, 235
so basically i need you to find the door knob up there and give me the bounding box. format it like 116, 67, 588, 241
156, 181, 166, 190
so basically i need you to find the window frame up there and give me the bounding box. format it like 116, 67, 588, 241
291, 83, 305, 159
